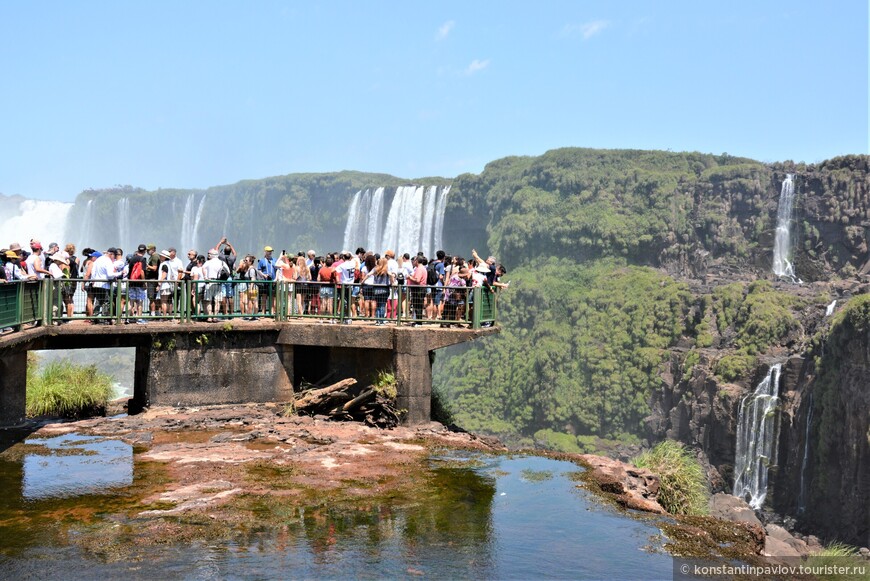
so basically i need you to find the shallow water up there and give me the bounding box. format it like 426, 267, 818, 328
0, 435, 681, 580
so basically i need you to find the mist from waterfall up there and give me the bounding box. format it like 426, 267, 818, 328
0, 199, 72, 249
733, 364, 782, 509
342, 185, 450, 256
773, 174, 797, 280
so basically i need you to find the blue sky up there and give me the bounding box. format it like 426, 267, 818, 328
1, 0, 867, 201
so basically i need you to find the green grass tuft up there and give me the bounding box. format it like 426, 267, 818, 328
633, 440, 710, 516
373, 370, 397, 399
26, 359, 115, 418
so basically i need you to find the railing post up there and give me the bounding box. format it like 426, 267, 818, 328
472, 286, 481, 329
16, 281, 23, 330
41, 278, 50, 326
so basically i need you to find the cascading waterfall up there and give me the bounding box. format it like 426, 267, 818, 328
825, 300, 837, 317
797, 392, 814, 514
116, 197, 131, 252
773, 174, 797, 281
733, 364, 782, 509
179, 193, 207, 252
76, 199, 94, 252
342, 185, 450, 257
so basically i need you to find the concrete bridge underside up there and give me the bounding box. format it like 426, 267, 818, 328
0, 321, 497, 427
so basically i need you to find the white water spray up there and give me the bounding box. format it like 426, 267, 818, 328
825, 300, 837, 317
0, 199, 72, 249
773, 175, 797, 281
733, 364, 782, 509
342, 185, 450, 257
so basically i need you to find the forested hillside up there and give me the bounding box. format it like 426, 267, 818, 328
434, 148, 870, 451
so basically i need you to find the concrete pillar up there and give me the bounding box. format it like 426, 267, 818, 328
0, 350, 27, 426
393, 332, 432, 425
145, 333, 294, 407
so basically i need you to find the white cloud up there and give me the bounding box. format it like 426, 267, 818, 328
436, 20, 455, 41
561, 19, 610, 40
464, 59, 490, 76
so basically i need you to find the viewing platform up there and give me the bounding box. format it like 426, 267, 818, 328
0, 279, 500, 427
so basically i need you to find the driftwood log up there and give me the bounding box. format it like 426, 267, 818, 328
292, 378, 402, 428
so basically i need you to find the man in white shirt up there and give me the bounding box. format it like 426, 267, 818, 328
202, 249, 228, 320
90, 248, 123, 319
25, 241, 51, 279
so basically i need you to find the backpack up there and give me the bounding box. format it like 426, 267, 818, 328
426, 262, 438, 285
217, 262, 230, 280
130, 260, 144, 280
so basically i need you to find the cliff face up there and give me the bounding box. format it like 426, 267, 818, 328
773, 298, 870, 547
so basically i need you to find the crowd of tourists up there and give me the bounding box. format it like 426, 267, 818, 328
1, 237, 507, 327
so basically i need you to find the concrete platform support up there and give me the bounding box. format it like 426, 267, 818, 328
145, 333, 294, 407
0, 351, 27, 426
393, 333, 434, 425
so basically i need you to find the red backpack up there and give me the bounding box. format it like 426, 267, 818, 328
130, 260, 144, 280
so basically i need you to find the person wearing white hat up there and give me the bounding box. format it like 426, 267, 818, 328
157, 250, 177, 316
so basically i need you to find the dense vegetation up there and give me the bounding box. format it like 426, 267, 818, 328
436, 149, 867, 447
434, 260, 692, 442
26, 357, 115, 418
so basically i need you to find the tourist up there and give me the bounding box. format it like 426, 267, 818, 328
371, 257, 392, 325
190, 254, 205, 315
127, 244, 148, 323
359, 254, 377, 320
184, 249, 198, 281
202, 249, 229, 321
216, 239, 237, 316
236, 255, 256, 318
294, 255, 311, 316
90, 248, 123, 320
157, 250, 177, 317
317, 255, 337, 321
25, 240, 50, 279
4, 250, 27, 281
407, 256, 427, 325
257, 246, 276, 314
80, 249, 98, 317
336, 252, 356, 324
145, 244, 160, 316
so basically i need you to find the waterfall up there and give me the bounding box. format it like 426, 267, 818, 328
76, 199, 94, 252
180, 193, 206, 252
116, 197, 131, 252
733, 364, 782, 509
1, 199, 72, 249
773, 174, 797, 281
432, 185, 450, 253
342, 185, 450, 257
797, 392, 814, 514
825, 300, 837, 317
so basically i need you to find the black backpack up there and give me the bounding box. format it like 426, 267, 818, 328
426, 262, 439, 285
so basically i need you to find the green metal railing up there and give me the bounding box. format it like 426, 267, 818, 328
0, 278, 499, 330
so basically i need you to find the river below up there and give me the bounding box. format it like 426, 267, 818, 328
0, 408, 688, 580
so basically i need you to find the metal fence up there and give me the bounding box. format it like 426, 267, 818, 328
0, 278, 499, 329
